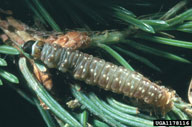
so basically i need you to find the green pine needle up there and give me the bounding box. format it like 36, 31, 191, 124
141, 20, 169, 31
160, 0, 188, 20
0, 68, 19, 84
137, 34, 192, 49
24, 0, 48, 25
0, 45, 20, 55
97, 43, 134, 71
123, 40, 191, 63
167, 8, 192, 26
79, 110, 88, 127
113, 46, 161, 72
0, 58, 7, 66
93, 120, 110, 127
0, 79, 3, 85
34, 98, 57, 127
32, 0, 61, 31
113, 8, 155, 33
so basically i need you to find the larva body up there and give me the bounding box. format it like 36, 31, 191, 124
31, 41, 174, 114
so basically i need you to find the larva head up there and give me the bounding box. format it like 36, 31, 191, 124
23, 40, 45, 59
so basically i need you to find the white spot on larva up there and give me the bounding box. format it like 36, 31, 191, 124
90, 69, 94, 72
154, 88, 157, 91
136, 74, 141, 78
126, 73, 128, 76
158, 94, 162, 99
103, 74, 106, 78
160, 86, 165, 89
139, 87, 142, 91
79, 54, 82, 56
151, 93, 154, 96
67, 52, 70, 55
148, 92, 151, 95
83, 68, 86, 72
106, 77, 109, 81
64, 59, 67, 63
166, 99, 170, 105
119, 69, 123, 72
94, 60, 97, 63
48, 58, 51, 62
144, 97, 149, 103
115, 78, 118, 81
127, 83, 130, 86
100, 60, 103, 63
61, 64, 65, 67
130, 85, 134, 89
141, 89, 145, 93
142, 80, 146, 84
131, 73, 136, 78
80, 65, 83, 69
106, 65, 110, 68
119, 81, 122, 84
84, 57, 87, 60
76, 54, 79, 56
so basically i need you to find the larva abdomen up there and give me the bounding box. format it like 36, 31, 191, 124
36, 42, 174, 114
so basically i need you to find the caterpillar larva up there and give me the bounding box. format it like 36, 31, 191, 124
24, 40, 175, 114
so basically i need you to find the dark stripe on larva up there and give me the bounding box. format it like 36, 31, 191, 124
34, 42, 174, 114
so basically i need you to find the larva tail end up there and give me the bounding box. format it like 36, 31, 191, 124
161, 91, 175, 115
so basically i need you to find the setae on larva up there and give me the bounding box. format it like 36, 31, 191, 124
24, 40, 175, 114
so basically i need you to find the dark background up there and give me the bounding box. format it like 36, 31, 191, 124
0, 85, 46, 127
